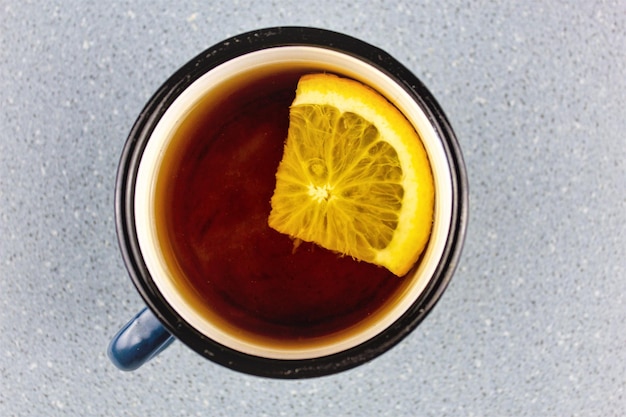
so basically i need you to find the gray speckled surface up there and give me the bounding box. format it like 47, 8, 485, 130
1, 1, 625, 416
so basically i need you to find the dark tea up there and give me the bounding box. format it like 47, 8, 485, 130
153, 66, 413, 346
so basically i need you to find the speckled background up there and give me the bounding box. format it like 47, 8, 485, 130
1, 1, 624, 416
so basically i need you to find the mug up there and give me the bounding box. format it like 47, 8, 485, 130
108, 26, 468, 378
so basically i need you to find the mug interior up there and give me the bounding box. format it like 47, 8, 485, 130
133, 46, 453, 360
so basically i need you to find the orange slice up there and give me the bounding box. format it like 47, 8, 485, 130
268, 73, 434, 276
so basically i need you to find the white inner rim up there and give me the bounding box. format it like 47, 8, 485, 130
135, 46, 453, 359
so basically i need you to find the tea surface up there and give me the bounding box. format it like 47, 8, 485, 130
156, 68, 408, 343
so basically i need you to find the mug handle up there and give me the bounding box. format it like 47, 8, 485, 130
108, 307, 175, 371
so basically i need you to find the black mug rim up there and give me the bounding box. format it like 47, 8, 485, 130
115, 26, 468, 379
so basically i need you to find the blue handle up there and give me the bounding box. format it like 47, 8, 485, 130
108, 307, 175, 371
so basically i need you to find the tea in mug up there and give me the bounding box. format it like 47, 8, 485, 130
153, 65, 430, 346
